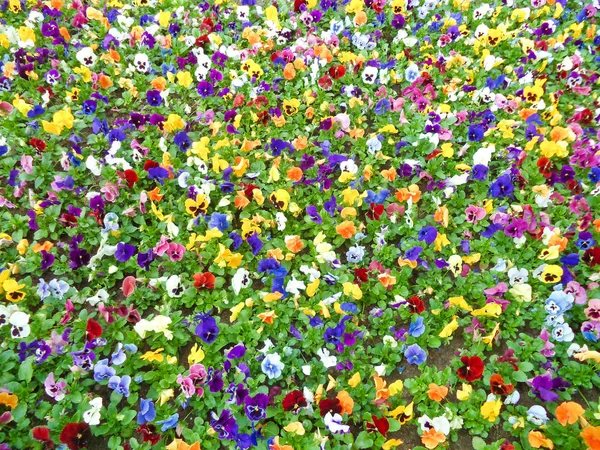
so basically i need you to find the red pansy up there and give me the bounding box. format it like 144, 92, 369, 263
407, 296, 425, 314
85, 318, 103, 342
193, 272, 216, 290
137, 424, 161, 445
319, 398, 342, 417
583, 247, 600, 267
366, 202, 385, 220
366, 415, 389, 437
32, 426, 52, 443
60, 422, 91, 450
282, 390, 307, 413
457, 355, 484, 382
328, 65, 346, 79
354, 268, 369, 284
490, 374, 514, 396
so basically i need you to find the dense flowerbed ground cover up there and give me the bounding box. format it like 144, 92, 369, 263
1, 0, 600, 448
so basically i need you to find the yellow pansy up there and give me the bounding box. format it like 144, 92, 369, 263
188, 344, 205, 365
164, 114, 185, 133
348, 372, 361, 388
159, 389, 174, 406
471, 303, 502, 317
439, 316, 459, 338
481, 399, 502, 422
141, 348, 165, 363
456, 383, 472, 401
342, 282, 362, 300
284, 422, 305, 435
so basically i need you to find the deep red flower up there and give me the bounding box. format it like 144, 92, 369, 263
143, 160, 159, 171
500, 440, 515, 450
29, 138, 47, 152
354, 268, 369, 284
293, 0, 306, 12
242, 183, 259, 200
60, 422, 91, 450
318, 74, 332, 90
426, 148, 443, 160
407, 296, 425, 314
86, 318, 103, 342
282, 390, 307, 413
119, 169, 138, 189
137, 424, 161, 445
193, 272, 216, 290
497, 349, 519, 371
457, 355, 484, 382
490, 374, 514, 396
366, 415, 389, 437
58, 213, 78, 228
536, 158, 553, 177
328, 65, 346, 80
583, 247, 600, 267
32, 426, 52, 443
366, 202, 385, 220
319, 398, 342, 417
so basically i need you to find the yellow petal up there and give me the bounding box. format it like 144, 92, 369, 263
471, 303, 502, 317
283, 422, 305, 435
448, 296, 472, 311
388, 380, 404, 396
348, 372, 362, 388
306, 278, 320, 297
382, 439, 403, 450
439, 317, 459, 338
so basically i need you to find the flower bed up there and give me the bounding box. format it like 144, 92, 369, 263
1, 0, 600, 449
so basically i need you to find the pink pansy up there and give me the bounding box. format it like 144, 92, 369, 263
122, 207, 136, 217
465, 206, 486, 224
484, 282, 508, 296
439, 129, 452, 140
44, 372, 67, 401
177, 375, 196, 398
60, 299, 74, 325
539, 328, 555, 357
21, 155, 33, 174
565, 281, 587, 305
98, 302, 114, 324
584, 299, 600, 321
139, 191, 147, 214
101, 183, 120, 202
122, 276, 136, 298
167, 243, 186, 261
154, 236, 170, 256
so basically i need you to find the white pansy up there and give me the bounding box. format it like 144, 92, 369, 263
232, 268, 251, 295
317, 348, 337, 368
83, 397, 103, 426
165, 275, 184, 298
76, 47, 97, 67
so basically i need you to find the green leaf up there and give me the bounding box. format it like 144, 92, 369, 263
518, 362, 534, 372
18, 357, 33, 383
122, 409, 137, 425
512, 371, 528, 383
355, 431, 374, 449
472, 436, 486, 450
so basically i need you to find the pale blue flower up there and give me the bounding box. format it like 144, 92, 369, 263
261, 353, 284, 379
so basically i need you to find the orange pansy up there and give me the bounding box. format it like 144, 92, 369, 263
284, 236, 304, 253
581, 426, 600, 450
528, 431, 554, 449
337, 390, 354, 415
555, 402, 585, 426
421, 428, 446, 449
427, 384, 448, 402
0, 392, 18, 409
336, 221, 357, 239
